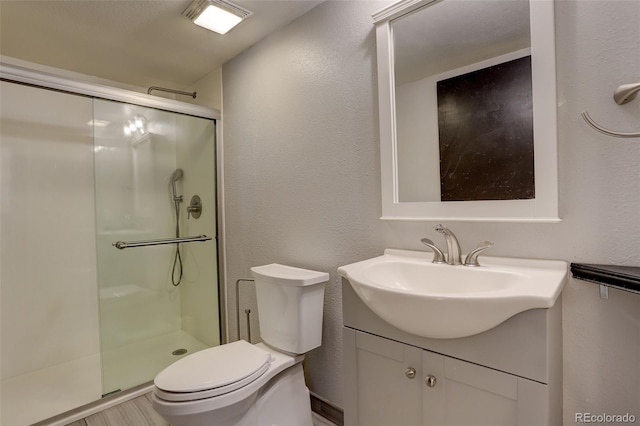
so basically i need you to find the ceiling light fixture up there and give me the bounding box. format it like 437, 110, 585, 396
183, 0, 252, 35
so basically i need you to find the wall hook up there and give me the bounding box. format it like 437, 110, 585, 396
613, 82, 640, 105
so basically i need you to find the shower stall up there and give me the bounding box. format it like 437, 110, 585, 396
0, 64, 222, 425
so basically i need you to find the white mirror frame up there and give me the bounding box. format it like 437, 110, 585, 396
374, 0, 560, 222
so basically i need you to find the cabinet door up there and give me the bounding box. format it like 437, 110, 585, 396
344, 328, 423, 426
422, 351, 548, 426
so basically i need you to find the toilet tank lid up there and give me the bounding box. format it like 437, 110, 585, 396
251, 263, 330, 286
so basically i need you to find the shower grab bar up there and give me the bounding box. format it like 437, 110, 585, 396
112, 234, 212, 250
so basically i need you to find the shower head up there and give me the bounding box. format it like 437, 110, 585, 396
170, 168, 184, 183
170, 169, 184, 202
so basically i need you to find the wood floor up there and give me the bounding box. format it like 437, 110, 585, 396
65, 394, 167, 426
64, 392, 337, 426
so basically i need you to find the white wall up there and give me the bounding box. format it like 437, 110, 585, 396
182, 67, 223, 111
223, 1, 388, 403
395, 78, 441, 202
222, 0, 640, 422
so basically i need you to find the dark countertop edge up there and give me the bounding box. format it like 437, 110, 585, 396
571, 263, 640, 295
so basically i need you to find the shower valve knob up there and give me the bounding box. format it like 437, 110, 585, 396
187, 195, 202, 219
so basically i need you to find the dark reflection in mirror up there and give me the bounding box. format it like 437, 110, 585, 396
392, 0, 532, 203
437, 56, 534, 201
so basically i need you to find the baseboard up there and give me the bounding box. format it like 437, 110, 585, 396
310, 392, 344, 426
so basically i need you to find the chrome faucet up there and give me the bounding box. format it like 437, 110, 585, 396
423, 225, 494, 266
434, 224, 462, 265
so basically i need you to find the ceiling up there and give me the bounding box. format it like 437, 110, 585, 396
0, 0, 324, 89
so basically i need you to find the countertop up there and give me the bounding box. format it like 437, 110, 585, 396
570, 263, 640, 294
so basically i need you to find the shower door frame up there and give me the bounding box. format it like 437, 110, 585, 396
0, 58, 230, 374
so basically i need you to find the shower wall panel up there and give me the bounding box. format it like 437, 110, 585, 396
0, 79, 220, 424
0, 81, 101, 377
93, 100, 181, 355
93, 100, 219, 395
0, 81, 102, 424
176, 115, 219, 347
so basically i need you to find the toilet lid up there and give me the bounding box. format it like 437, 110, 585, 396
154, 340, 272, 394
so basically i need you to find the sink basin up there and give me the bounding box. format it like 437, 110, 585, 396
338, 249, 567, 339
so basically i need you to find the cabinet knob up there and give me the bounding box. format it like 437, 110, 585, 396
405, 367, 417, 379
425, 375, 437, 388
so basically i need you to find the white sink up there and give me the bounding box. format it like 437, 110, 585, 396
338, 249, 567, 339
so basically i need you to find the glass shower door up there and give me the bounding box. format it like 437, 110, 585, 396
92, 99, 220, 395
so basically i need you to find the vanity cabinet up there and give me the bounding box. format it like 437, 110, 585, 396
344, 329, 549, 426
342, 280, 562, 426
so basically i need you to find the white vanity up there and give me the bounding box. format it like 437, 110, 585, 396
339, 249, 567, 426
349, 0, 567, 420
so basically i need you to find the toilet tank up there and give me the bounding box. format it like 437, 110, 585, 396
250, 264, 329, 354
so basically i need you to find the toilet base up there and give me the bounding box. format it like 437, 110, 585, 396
153, 362, 313, 426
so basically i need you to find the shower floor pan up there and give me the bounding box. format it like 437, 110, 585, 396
1, 330, 207, 426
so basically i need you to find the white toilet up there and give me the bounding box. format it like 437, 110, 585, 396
151, 263, 329, 426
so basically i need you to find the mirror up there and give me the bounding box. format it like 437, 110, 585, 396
373, 0, 559, 222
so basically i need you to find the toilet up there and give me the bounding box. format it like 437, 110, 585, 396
151, 263, 329, 426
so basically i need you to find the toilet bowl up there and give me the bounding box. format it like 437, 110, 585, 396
151, 264, 329, 426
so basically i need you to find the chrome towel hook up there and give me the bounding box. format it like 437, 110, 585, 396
613, 82, 640, 105
582, 81, 640, 138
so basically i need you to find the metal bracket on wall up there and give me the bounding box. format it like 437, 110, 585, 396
244, 309, 252, 342
600, 284, 609, 300
235, 278, 255, 342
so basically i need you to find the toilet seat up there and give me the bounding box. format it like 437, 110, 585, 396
154, 340, 272, 403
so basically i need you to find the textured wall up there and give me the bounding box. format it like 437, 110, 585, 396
223, 0, 389, 404
222, 0, 640, 421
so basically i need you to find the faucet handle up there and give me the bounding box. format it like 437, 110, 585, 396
420, 238, 446, 264
464, 241, 494, 267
